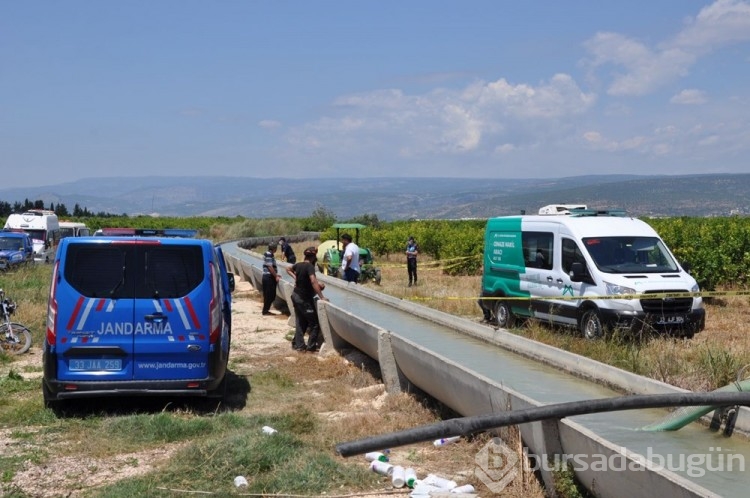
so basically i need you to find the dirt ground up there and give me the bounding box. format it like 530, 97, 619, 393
0, 282, 301, 497
4, 280, 521, 497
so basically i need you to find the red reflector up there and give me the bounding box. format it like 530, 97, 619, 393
64, 384, 78, 391
187, 382, 201, 388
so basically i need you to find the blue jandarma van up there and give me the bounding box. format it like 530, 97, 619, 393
43, 235, 234, 407
479, 209, 705, 338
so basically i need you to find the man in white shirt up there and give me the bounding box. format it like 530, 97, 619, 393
340, 233, 360, 283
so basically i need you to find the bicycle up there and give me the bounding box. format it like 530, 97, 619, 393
0, 288, 32, 355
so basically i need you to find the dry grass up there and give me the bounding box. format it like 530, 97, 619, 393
362, 251, 750, 392
273, 350, 546, 497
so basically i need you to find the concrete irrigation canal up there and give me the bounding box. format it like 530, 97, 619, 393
221, 240, 750, 497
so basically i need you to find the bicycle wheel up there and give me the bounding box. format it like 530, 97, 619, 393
0, 322, 32, 354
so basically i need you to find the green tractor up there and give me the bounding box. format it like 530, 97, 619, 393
317, 223, 381, 284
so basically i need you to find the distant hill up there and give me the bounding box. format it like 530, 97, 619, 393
1, 174, 748, 220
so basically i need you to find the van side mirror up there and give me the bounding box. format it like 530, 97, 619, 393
569, 262, 586, 282
227, 273, 235, 293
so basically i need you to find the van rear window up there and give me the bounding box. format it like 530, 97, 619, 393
64, 244, 204, 299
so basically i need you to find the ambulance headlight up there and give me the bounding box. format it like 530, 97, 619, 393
691, 283, 700, 293
604, 281, 636, 297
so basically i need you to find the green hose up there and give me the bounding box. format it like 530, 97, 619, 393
641, 378, 750, 431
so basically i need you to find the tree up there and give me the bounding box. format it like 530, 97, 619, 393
347, 213, 381, 227
304, 205, 336, 231
56, 203, 70, 217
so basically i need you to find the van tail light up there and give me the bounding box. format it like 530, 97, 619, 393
47, 260, 60, 345
209, 261, 221, 344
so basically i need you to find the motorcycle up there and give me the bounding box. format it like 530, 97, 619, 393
0, 289, 32, 355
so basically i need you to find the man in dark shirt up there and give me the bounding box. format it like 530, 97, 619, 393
406, 236, 419, 286
279, 237, 297, 264
286, 247, 328, 351
262, 243, 281, 315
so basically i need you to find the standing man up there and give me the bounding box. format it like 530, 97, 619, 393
261, 243, 281, 315
340, 233, 360, 283
279, 237, 296, 264
286, 247, 328, 351
406, 236, 419, 287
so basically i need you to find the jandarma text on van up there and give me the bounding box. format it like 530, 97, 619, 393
71, 322, 181, 335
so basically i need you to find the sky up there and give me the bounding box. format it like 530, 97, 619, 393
2, 0, 750, 189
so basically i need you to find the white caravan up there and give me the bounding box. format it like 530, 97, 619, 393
4, 210, 61, 262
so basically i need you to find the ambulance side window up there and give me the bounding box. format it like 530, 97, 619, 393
522, 232, 553, 270
562, 238, 587, 274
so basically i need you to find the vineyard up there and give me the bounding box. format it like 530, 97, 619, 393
321, 217, 750, 291
21, 213, 750, 291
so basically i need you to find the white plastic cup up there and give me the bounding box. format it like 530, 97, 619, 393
391, 465, 405, 488
234, 475, 248, 488
365, 451, 389, 462
261, 425, 277, 435
410, 482, 443, 495
451, 484, 476, 493
423, 473, 457, 490
404, 467, 417, 488
433, 435, 461, 447
369, 460, 394, 476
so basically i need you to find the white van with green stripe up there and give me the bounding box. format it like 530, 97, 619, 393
478, 210, 705, 338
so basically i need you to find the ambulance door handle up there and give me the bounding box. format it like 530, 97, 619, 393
547, 276, 554, 282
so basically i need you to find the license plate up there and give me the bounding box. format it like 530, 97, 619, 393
69, 359, 123, 371
657, 315, 685, 325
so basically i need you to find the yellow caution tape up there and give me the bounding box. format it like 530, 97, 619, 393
406, 289, 750, 302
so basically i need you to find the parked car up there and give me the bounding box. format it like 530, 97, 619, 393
42, 234, 235, 409
0, 231, 34, 271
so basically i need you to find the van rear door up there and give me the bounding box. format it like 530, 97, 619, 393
55, 240, 136, 382
132, 241, 211, 381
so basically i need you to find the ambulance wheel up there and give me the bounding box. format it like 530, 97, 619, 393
581, 310, 604, 340
493, 301, 516, 329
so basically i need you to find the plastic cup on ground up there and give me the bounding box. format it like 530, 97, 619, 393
261, 425, 277, 435
423, 473, 457, 490
234, 476, 248, 488
365, 451, 389, 462
451, 484, 476, 493
404, 467, 417, 488
433, 435, 461, 447
369, 460, 394, 476
391, 465, 405, 488
410, 482, 443, 495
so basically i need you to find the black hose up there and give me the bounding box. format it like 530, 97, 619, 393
336, 392, 750, 457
